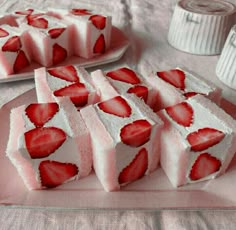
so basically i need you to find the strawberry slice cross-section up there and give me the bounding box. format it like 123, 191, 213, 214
39, 160, 78, 188
24, 127, 66, 159
187, 127, 225, 152
157, 69, 186, 90
53, 82, 89, 107
189, 152, 222, 181
120, 119, 152, 147
48, 65, 79, 82
48, 28, 66, 39
70, 8, 91, 16
119, 148, 148, 184
2, 36, 22, 52
127, 85, 149, 103
93, 34, 106, 54
13, 50, 30, 73
165, 102, 194, 127
89, 15, 106, 30
25, 103, 59, 127
52, 43, 68, 65
98, 96, 132, 118
0, 28, 9, 37
27, 17, 48, 29
106, 67, 141, 85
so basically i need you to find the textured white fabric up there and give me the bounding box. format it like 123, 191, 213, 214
1, 0, 236, 229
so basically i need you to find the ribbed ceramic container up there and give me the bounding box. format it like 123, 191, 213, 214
168, 0, 236, 55
216, 25, 236, 89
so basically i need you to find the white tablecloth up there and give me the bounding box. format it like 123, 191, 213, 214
1, 0, 236, 229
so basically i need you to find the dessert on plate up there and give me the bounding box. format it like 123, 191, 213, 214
91, 66, 158, 110
157, 95, 236, 187
34, 65, 100, 109
6, 98, 92, 189
145, 67, 222, 111
80, 94, 163, 191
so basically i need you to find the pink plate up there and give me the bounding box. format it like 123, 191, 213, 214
0, 27, 129, 83
0, 89, 236, 210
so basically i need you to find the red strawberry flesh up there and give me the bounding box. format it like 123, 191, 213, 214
15, 9, 34, 15
48, 28, 66, 39
98, 96, 132, 118
13, 50, 30, 73
28, 17, 48, 29
119, 148, 148, 184
187, 127, 225, 152
53, 43, 67, 65
2, 36, 22, 52
157, 69, 186, 90
25, 127, 66, 159
120, 119, 152, 147
89, 15, 106, 30
93, 34, 106, 54
25, 103, 59, 127
53, 82, 89, 107
71, 9, 91, 16
189, 153, 221, 181
39, 160, 78, 188
0, 28, 9, 37
106, 67, 141, 85
48, 65, 79, 82
165, 102, 194, 127
127, 85, 148, 103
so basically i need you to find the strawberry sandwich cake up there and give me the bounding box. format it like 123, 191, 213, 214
19, 13, 72, 67
145, 67, 222, 111
158, 95, 236, 187
48, 8, 112, 59
0, 24, 30, 76
6, 98, 92, 189
34, 65, 100, 109
91, 66, 158, 110
80, 94, 163, 191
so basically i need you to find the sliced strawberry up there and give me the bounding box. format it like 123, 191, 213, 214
93, 34, 105, 54
119, 148, 148, 184
2, 36, 22, 52
48, 28, 66, 39
127, 85, 148, 103
106, 67, 141, 85
187, 128, 225, 152
15, 9, 34, 15
89, 15, 106, 30
165, 102, 194, 127
71, 8, 91, 16
53, 43, 67, 65
189, 153, 221, 181
27, 17, 48, 29
25, 103, 59, 127
25, 127, 66, 159
53, 82, 89, 107
98, 96, 132, 118
27, 13, 45, 21
157, 69, 186, 90
120, 119, 152, 147
0, 28, 9, 37
48, 65, 79, 82
183, 92, 198, 99
39, 160, 78, 188
13, 50, 30, 73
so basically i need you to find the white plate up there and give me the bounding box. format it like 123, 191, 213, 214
0, 27, 129, 83
1, 89, 236, 210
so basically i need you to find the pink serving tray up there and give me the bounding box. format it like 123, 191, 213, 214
0, 89, 236, 210
0, 27, 129, 83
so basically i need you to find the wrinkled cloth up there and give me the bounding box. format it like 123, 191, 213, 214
1, 0, 236, 229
